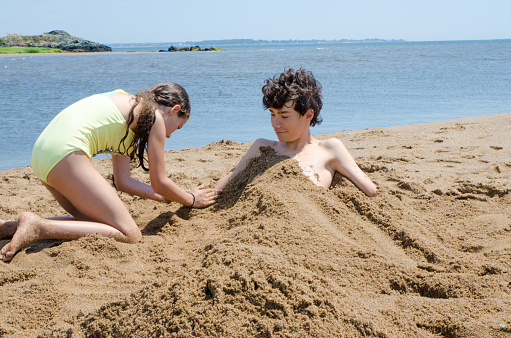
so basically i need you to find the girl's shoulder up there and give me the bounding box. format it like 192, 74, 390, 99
113, 89, 130, 95
103, 89, 131, 96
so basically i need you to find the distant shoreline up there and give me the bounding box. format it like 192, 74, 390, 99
3, 38, 507, 57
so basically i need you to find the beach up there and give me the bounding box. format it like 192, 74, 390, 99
0, 113, 510, 337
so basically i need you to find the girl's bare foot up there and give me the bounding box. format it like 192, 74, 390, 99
1, 212, 47, 262
0, 219, 18, 239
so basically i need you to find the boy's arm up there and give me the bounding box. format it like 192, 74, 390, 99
214, 171, 235, 192
325, 138, 377, 197
215, 139, 270, 191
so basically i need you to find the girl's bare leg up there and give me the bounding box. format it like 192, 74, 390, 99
1, 151, 141, 262
43, 182, 95, 222
0, 182, 88, 241
1, 212, 126, 262
1, 217, 86, 240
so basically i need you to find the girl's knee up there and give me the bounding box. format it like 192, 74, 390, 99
125, 228, 142, 244
113, 219, 141, 244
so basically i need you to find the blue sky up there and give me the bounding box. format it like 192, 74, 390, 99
1, 0, 509, 43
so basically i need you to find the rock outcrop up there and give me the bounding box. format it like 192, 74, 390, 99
162, 45, 221, 52
1, 30, 111, 52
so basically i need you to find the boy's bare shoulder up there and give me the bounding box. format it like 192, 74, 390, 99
318, 137, 345, 149
242, 138, 278, 159
252, 138, 278, 148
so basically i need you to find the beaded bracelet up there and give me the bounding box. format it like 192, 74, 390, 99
189, 192, 195, 207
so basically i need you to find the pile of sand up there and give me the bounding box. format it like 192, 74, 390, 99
1, 113, 510, 337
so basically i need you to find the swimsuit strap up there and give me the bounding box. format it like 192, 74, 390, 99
102, 89, 131, 96
113, 89, 130, 95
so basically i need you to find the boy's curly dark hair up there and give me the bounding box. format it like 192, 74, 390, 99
262, 68, 323, 126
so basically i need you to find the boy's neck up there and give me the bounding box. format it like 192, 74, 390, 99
279, 131, 316, 154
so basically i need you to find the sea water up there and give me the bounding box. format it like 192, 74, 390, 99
0, 39, 510, 171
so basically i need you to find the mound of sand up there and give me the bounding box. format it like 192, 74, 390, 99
1, 113, 510, 337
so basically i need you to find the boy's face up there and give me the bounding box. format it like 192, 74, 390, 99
270, 101, 312, 142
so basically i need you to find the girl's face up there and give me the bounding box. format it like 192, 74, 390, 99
163, 106, 188, 138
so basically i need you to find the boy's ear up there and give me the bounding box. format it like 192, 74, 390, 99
304, 109, 314, 123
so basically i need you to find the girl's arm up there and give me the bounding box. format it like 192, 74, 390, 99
146, 114, 216, 207
111, 154, 167, 202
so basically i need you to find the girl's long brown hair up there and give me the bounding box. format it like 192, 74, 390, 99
120, 82, 190, 171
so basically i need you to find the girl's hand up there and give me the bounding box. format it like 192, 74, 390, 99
189, 184, 218, 208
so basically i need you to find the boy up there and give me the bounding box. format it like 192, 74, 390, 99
215, 68, 377, 197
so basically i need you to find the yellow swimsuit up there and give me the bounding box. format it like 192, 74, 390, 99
32, 90, 135, 185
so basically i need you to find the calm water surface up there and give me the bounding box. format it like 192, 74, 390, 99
0, 40, 510, 171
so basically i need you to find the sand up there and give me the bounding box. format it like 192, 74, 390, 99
1, 113, 510, 337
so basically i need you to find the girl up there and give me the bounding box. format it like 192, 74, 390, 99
0, 82, 217, 262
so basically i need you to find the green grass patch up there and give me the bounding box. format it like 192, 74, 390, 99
0, 46, 63, 54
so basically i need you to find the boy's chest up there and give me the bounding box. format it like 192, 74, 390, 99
292, 146, 336, 188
